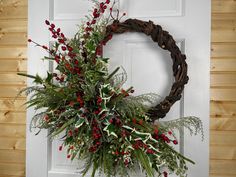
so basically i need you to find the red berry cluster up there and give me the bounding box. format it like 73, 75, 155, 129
85, 0, 110, 33
89, 121, 102, 153
163, 171, 168, 177
77, 95, 84, 107
132, 140, 148, 150
132, 118, 143, 125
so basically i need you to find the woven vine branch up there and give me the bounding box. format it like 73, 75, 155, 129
104, 19, 189, 121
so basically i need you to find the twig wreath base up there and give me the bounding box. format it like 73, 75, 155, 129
105, 19, 189, 121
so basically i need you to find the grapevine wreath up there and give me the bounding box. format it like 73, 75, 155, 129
19, 1, 203, 177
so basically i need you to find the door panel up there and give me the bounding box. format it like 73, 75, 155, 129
28, 0, 210, 176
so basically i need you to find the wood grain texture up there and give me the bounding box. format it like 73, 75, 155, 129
212, 0, 236, 13
0, 86, 26, 98
211, 101, 236, 117
0, 47, 27, 59
0, 0, 27, 176
212, 20, 236, 42
0, 163, 25, 176
212, 13, 236, 20
0, 137, 25, 150
0, 20, 27, 33
211, 131, 236, 146
210, 1, 236, 176
0, 32, 27, 46
211, 59, 236, 72
211, 118, 236, 130
0, 73, 26, 85
0, 175, 25, 177
0, 124, 25, 138
0, 111, 26, 124
0, 59, 27, 72
211, 73, 236, 87
210, 160, 236, 175
211, 88, 236, 101
0, 150, 25, 163
211, 43, 236, 58
0, 99, 26, 111
210, 146, 236, 160
0, 0, 27, 20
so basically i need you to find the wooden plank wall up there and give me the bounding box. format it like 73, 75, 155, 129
0, 0, 27, 177
210, 0, 236, 177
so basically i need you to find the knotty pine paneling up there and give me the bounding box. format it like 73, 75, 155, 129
211, 73, 236, 87
0, 99, 26, 111
212, 0, 236, 13
0, 0, 27, 176
211, 43, 236, 58
0, 73, 26, 85
0, 47, 27, 59
210, 146, 236, 160
211, 101, 236, 117
0, 163, 25, 176
0, 32, 27, 46
211, 0, 236, 176
0, 20, 27, 33
0, 150, 25, 163
210, 160, 236, 175
0, 124, 25, 138
211, 59, 236, 72
0, 111, 26, 124
0, 0, 27, 20
0, 59, 27, 72
0, 137, 25, 150
0, 86, 26, 98
211, 118, 236, 131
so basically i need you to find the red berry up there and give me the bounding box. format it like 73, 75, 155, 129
42, 45, 48, 50
110, 8, 113, 11
45, 20, 50, 25
67, 46, 73, 52
154, 128, 159, 135
146, 149, 155, 154
86, 22, 90, 26
168, 131, 172, 135
61, 46, 67, 51
59, 145, 63, 151
52, 34, 57, 38
50, 24, 55, 28
173, 140, 178, 145
132, 118, 137, 124
69, 101, 74, 107
68, 130, 73, 137
97, 97, 102, 104
60, 33, 65, 38
106, 0, 110, 4
92, 19, 96, 24
109, 119, 113, 124
163, 171, 168, 177
57, 28, 61, 33
139, 120, 143, 125
67, 154, 71, 159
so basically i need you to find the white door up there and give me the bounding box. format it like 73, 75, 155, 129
27, 0, 210, 177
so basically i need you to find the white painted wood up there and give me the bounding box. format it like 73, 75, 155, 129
28, 0, 210, 176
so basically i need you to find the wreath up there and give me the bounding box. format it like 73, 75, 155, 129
19, 1, 203, 177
